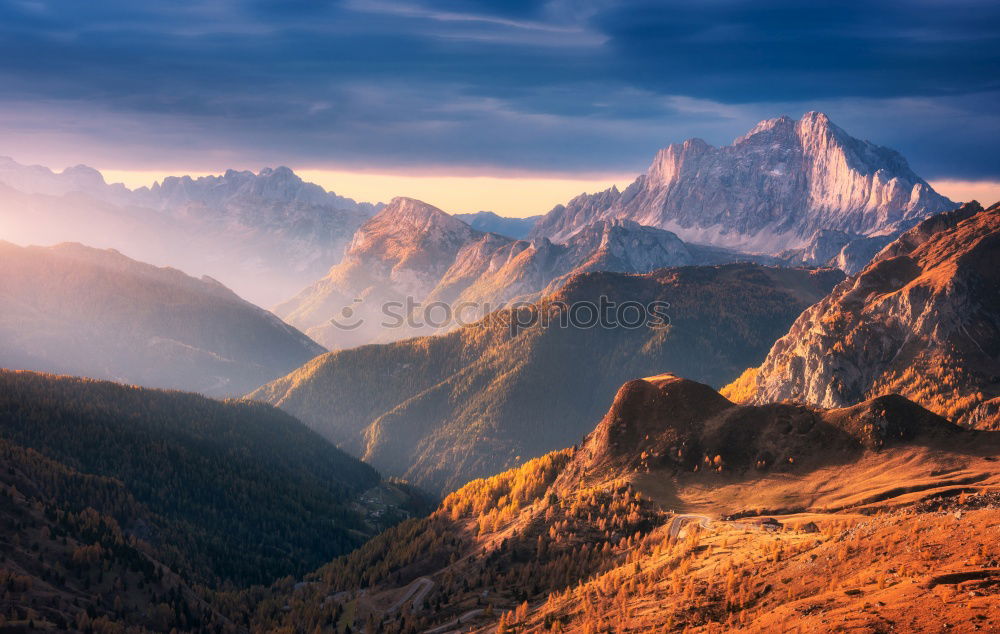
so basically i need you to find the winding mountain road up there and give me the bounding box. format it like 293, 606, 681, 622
423, 608, 485, 634
386, 577, 433, 614
668, 514, 711, 539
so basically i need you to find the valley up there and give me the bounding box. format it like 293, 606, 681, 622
254, 263, 843, 493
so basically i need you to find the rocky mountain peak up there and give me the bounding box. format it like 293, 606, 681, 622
796, 110, 834, 134
60, 164, 107, 187
532, 112, 955, 253
259, 165, 297, 179
347, 197, 479, 260
647, 137, 711, 187
376, 197, 472, 233
734, 114, 796, 144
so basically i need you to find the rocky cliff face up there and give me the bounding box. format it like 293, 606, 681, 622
531, 112, 955, 254
726, 202, 1000, 429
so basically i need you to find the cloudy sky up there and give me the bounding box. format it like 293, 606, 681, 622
1, 0, 998, 215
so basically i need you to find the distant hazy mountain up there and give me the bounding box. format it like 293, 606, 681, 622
531, 112, 955, 256
0, 156, 130, 199
0, 241, 325, 396
254, 263, 843, 492
277, 199, 766, 349
725, 201, 1000, 429
0, 157, 380, 306
453, 210, 540, 239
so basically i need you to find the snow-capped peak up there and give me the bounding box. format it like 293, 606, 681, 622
531, 112, 955, 252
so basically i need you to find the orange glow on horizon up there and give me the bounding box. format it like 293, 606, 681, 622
98, 168, 638, 218
927, 180, 1000, 208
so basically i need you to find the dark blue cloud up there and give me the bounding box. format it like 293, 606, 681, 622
0, 0, 997, 181
593, 0, 1000, 101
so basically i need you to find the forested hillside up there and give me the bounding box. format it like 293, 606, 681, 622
0, 370, 392, 587
0, 436, 232, 631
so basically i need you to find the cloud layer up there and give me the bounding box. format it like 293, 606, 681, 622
1, 0, 997, 181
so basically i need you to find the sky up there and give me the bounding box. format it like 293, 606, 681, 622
1, 0, 999, 216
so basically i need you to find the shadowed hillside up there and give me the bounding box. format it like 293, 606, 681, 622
253, 263, 843, 493
0, 436, 231, 631
0, 369, 415, 588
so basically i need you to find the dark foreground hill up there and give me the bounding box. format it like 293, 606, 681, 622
253, 263, 843, 493
0, 435, 231, 631
0, 369, 425, 592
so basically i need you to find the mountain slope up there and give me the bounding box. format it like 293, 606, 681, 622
0, 158, 379, 306
253, 263, 843, 492
724, 201, 1000, 429
246, 374, 1000, 633
0, 369, 401, 587
531, 112, 955, 255
0, 241, 325, 396
428, 219, 720, 310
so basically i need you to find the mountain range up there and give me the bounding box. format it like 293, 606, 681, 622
255, 262, 843, 492
275, 197, 770, 350
0, 157, 379, 306
0, 112, 955, 317
272, 112, 955, 350
0, 241, 325, 396
1, 112, 998, 633
724, 201, 1000, 430
530, 112, 955, 258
